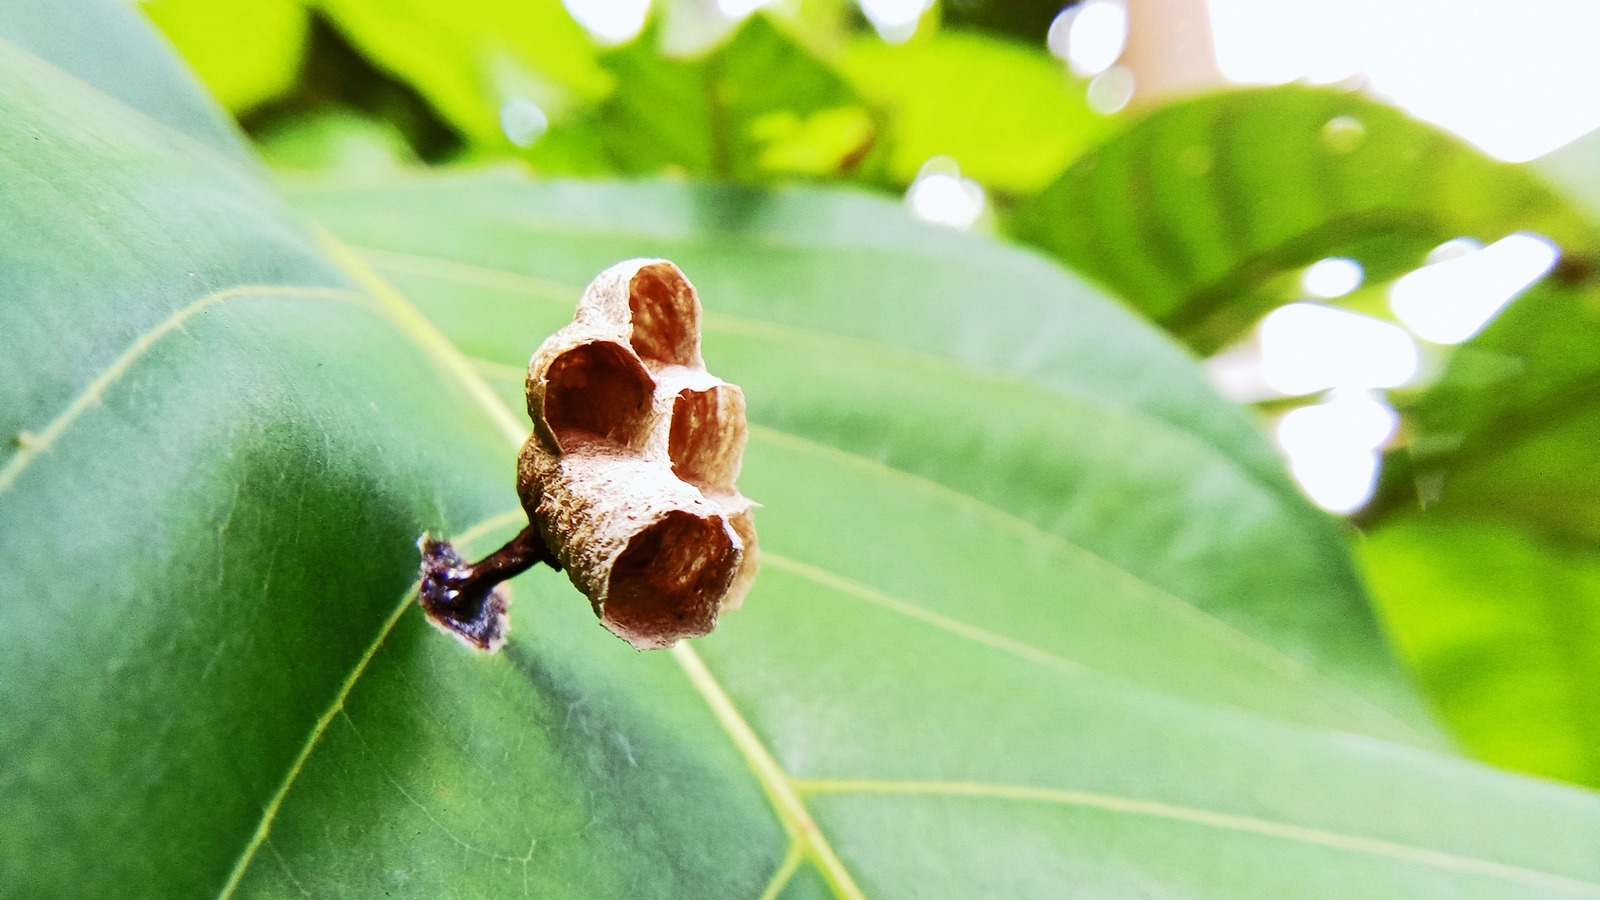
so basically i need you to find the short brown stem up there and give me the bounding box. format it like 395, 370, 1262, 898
417, 524, 559, 652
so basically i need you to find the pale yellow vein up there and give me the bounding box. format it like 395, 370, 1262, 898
793, 779, 1600, 897
356, 244, 1387, 715
746, 424, 1312, 677
348, 244, 584, 303
757, 842, 806, 900
763, 553, 1083, 677
318, 233, 525, 446
0, 284, 366, 498
323, 241, 861, 899
744, 423, 1430, 742
216, 507, 528, 898
673, 645, 865, 900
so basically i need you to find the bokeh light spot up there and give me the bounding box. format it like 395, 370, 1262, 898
499, 97, 549, 148
1320, 115, 1366, 154
1276, 390, 1398, 513
860, 0, 934, 43
1049, 0, 1128, 77
1389, 233, 1559, 344
906, 157, 986, 230
1301, 257, 1364, 298
563, 0, 650, 45
1086, 66, 1136, 114
1259, 302, 1419, 395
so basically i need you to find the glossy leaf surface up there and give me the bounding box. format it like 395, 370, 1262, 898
273, 172, 1600, 896
7, 12, 1600, 899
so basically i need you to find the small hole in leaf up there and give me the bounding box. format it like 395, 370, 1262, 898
628, 263, 699, 367
668, 384, 746, 495
542, 340, 654, 450
605, 511, 739, 648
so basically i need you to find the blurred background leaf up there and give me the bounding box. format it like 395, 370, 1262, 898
1012, 86, 1596, 354
531, 16, 877, 180
1006, 76, 1600, 788
142, 0, 308, 112
838, 30, 1108, 192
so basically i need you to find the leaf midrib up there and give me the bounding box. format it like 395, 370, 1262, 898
0, 284, 368, 498
334, 235, 1597, 899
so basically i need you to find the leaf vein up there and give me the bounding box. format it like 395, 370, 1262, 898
791, 779, 1600, 897
0, 284, 366, 499
323, 239, 868, 899
763, 553, 1084, 677
216, 507, 528, 898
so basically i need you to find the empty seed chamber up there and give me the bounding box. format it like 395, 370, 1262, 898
518, 259, 758, 649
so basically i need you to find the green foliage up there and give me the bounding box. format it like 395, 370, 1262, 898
1014, 86, 1596, 354
838, 31, 1109, 192
141, 0, 307, 111
11, 0, 1600, 895
1364, 218, 1600, 786
530, 16, 876, 181
1011, 81, 1600, 788
313, 0, 609, 143
146, 2, 1107, 190
1360, 520, 1600, 783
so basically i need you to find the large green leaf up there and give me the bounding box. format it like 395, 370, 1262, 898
9, 12, 1600, 899
838, 30, 1109, 193
1013, 85, 1597, 354
142, 0, 307, 113
1013, 81, 1600, 788
1343, 136, 1600, 787
0, 0, 250, 160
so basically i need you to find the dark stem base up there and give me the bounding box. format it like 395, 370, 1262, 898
417, 524, 560, 652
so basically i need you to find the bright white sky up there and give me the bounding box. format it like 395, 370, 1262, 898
1208, 0, 1600, 161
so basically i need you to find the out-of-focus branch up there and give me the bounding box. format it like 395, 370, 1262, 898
1120, 0, 1225, 107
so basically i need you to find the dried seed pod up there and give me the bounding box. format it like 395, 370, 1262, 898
518, 260, 758, 649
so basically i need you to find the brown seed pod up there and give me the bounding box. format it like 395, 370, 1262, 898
518, 260, 758, 649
